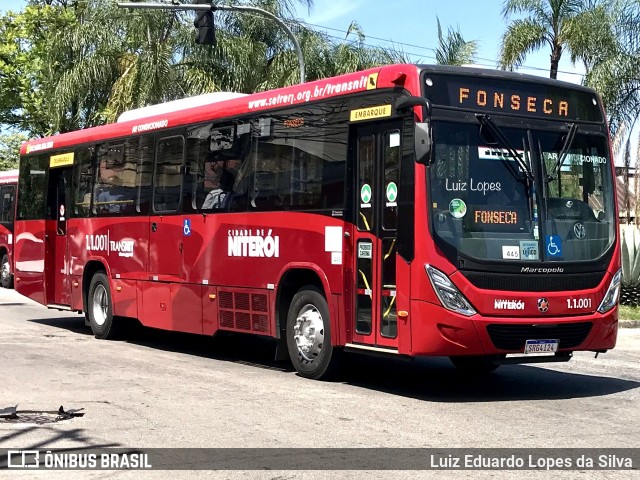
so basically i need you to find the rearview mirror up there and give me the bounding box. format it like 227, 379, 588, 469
415, 122, 432, 165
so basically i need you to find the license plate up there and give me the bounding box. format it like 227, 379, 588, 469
524, 339, 559, 354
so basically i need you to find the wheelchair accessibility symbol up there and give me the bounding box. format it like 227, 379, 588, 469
545, 235, 562, 257
183, 218, 192, 236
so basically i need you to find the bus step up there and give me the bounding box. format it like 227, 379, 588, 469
46, 304, 73, 312
344, 343, 399, 356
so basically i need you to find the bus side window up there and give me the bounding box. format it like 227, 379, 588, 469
153, 135, 185, 213
73, 147, 94, 217
136, 135, 154, 215
93, 143, 138, 216
0, 185, 15, 223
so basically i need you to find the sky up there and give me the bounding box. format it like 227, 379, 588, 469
293, 0, 586, 84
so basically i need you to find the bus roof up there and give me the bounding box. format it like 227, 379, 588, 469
20, 64, 421, 156
0, 169, 18, 184
116, 92, 248, 123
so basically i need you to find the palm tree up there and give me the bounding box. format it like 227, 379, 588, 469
584, 0, 640, 134
499, 0, 592, 79
40, 0, 402, 133
435, 17, 478, 66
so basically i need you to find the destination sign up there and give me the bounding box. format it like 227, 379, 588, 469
424, 74, 603, 122
464, 207, 525, 232
474, 209, 518, 225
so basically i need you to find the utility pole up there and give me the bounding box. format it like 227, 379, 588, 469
117, 1, 306, 84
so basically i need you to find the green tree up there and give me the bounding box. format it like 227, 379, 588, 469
499, 0, 596, 79
0, 0, 400, 136
584, 0, 640, 134
0, 2, 76, 135
435, 17, 478, 65
0, 132, 27, 170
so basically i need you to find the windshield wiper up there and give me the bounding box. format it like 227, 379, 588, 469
547, 123, 578, 181
475, 114, 534, 181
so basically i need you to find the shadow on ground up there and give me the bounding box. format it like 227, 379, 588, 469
0, 424, 122, 453
29, 316, 640, 404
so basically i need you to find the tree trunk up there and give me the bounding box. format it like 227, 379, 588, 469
550, 44, 562, 80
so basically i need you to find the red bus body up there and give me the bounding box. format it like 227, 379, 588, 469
0, 169, 18, 289
15, 64, 620, 377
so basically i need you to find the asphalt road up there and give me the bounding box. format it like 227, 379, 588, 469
1, 286, 639, 479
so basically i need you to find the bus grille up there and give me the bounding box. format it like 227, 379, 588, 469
218, 290, 270, 334
486, 322, 593, 350
460, 271, 605, 292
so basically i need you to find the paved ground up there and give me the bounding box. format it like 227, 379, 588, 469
1, 287, 639, 479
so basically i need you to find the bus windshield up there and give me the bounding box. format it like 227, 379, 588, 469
429, 121, 615, 264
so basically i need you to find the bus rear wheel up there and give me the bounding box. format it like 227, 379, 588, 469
286, 286, 339, 380
1, 253, 12, 289
87, 272, 120, 339
449, 355, 504, 374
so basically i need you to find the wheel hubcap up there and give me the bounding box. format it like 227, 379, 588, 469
293, 304, 325, 363
92, 285, 108, 326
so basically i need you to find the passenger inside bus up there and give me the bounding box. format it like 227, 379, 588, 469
94, 161, 123, 214
202, 170, 234, 210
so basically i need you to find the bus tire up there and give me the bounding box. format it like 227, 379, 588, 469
449, 355, 503, 374
286, 286, 340, 380
1, 253, 12, 289
87, 272, 119, 339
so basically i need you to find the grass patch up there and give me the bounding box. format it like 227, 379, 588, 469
618, 305, 640, 321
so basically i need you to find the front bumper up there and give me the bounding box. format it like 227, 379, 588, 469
403, 299, 618, 357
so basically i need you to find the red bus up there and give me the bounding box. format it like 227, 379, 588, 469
0, 169, 18, 289
15, 64, 620, 378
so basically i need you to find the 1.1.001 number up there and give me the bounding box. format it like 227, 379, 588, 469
566, 298, 592, 309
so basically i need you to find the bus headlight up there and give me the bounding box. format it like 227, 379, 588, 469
425, 265, 476, 317
597, 269, 622, 314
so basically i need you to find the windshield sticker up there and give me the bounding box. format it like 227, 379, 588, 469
360, 184, 372, 208
386, 182, 398, 207
545, 235, 562, 257
520, 240, 539, 260
389, 132, 400, 148
502, 245, 520, 260
478, 147, 525, 161
545, 152, 607, 166
449, 199, 467, 218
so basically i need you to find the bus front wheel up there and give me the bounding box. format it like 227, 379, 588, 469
286, 286, 340, 380
449, 355, 504, 374
1, 253, 12, 289
87, 272, 120, 339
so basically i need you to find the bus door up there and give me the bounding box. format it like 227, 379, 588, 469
45, 167, 72, 306
351, 122, 401, 349
148, 134, 185, 280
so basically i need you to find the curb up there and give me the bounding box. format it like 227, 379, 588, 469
619, 320, 640, 328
